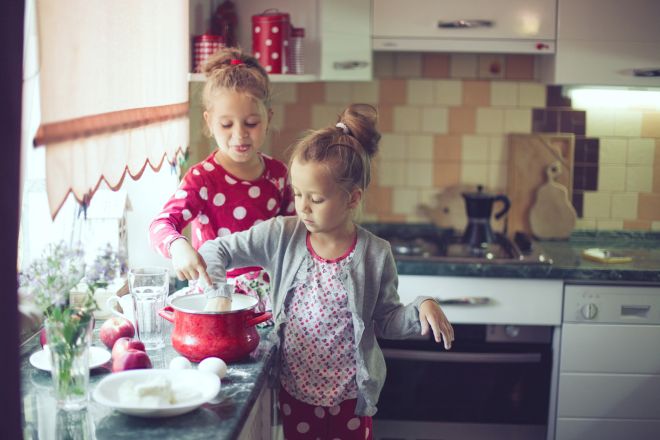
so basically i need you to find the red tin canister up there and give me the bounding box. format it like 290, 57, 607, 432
193, 33, 224, 72
252, 10, 291, 74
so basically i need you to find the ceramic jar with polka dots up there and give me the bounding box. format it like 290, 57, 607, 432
251, 10, 291, 74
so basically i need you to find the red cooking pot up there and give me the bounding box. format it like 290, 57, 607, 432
159, 294, 272, 362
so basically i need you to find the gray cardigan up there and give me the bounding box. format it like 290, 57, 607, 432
198, 216, 430, 416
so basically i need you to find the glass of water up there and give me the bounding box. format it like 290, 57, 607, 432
127, 267, 169, 350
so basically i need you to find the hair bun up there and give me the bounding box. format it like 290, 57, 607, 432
339, 104, 381, 157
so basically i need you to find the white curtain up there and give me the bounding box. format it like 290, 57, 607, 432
34, 0, 189, 218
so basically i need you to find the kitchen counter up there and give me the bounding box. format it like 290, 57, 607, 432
362, 224, 660, 284
20, 323, 277, 440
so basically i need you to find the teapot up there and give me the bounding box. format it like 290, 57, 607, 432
461, 185, 511, 247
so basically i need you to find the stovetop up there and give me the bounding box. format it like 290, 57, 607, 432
376, 229, 552, 265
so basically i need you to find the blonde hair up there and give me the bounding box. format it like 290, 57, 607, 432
289, 104, 381, 194
201, 47, 271, 115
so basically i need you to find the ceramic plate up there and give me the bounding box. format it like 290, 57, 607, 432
30, 346, 111, 371
92, 369, 221, 418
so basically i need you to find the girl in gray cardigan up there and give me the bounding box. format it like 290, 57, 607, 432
198, 104, 453, 440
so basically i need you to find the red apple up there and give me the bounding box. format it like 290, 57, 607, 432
40, 327, 48, 347
112, 348, 152, 372
99, 316, 135, 349
111, 337, 146, 360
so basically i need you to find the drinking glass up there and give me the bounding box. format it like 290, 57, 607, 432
127, 267, 169, 350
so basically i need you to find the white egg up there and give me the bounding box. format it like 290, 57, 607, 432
198, 357, 227, 379
168, 356, 192, 370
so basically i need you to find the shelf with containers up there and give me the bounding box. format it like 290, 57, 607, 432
189, 0, 372, 83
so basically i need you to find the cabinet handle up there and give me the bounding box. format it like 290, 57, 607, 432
438, 19, 494, 29
382, 348, 541, 364
333, 61, 369, 70
633, 68, 660, 77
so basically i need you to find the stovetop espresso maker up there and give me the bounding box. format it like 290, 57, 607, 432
462, 185, 511, 247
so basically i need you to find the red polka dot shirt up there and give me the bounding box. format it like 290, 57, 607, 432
149, 152, 295, 277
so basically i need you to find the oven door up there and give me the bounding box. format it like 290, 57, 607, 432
374, 324, 552, 440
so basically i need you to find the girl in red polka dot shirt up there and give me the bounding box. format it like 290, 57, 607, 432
149, 47, 295, 306
200, 104, 454, 440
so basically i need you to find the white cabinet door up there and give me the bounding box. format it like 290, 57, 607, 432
544, 0, 660, 86
320, 0, 372, 81
372, 0, 557, 54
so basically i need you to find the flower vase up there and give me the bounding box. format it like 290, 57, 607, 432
44, 316, 93, 410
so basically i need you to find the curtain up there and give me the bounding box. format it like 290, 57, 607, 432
34, 0, 189, 218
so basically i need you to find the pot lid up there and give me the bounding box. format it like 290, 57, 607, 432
169, 293, 257, 315
462, 184, 495, 199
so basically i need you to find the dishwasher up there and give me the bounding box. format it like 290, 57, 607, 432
556, 284, 660, 440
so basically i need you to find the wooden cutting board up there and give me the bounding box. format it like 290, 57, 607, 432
507, 133, 575, 238
529, 162, 577, 239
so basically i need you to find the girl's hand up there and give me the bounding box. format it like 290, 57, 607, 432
419, 299, 454, 350
170, 238, 212, 285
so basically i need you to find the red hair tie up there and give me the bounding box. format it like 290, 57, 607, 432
230, 59, 244, 66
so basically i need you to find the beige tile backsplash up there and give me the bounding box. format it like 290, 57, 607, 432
188, 52, 660, 231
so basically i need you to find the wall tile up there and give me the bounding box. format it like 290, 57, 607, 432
575, 217, 596, 229
639, 193, 660, 221
296, 83, 325, 104
583, 192, 611, 218
489, 136, 507, 162
421, 107, 448, 134
546, 85, 572, 108
422, 53, 450, 78
462, 80, 490, 107
504, 55, 535, 80
611, 193, 639, 219
476, 108, 505, 134
598, 165, 626, 192
406, 135, 434, 160
532, 109, 560, 132
652, 221, 660, 231
574, 137, 599, 164
269, 104, 285, 130
461, 163, 489, 185
284, 103, 313, 129
407, 80, 435, 105
379, 79, 407, 105
504, 108, 532, 133
586, 109, 616, 137
433, 162, 461, 187
491, 82, 518, 107
351, 81, 380, 103
268, 128, 302, 163
654, 165, 660, 193
394, 53, 423, 78
324, 83, 351, 104
364, 186, 393, 215
378, 160, 407, 186
599, 138, 627, 164
448, 107, 476, 134
450, 54, 478, 78
572, 192, 584, 217
641, 111, 660, 138
596, 219, 623, 230
311, 104, 344, 129
462, 135, 489, 161
271, 83, 298, 104
488, 162, 508, 191
613, 110, 642, 137
434, 80, 463, 106
626, 138, 655, 164
478, 55, 505, 79
392, 188, 420, 214
393, 106, 421, 132
518, 83, 546, 108
379, 133, 407, 160
406, 162, 433, 187
434, 135, 462, 161
377, 105, 394, 132
560, 110, 586, 135
373, 52, 395, 78
625, 166, 653, 192
623, 220, 651, 231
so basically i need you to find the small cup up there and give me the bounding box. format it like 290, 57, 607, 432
128, 267, 169, 350
105, 294, 135, 326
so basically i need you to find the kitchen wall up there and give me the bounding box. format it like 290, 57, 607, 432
189, 52, 660, 231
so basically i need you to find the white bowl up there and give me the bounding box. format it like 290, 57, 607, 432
92, 369, 220, 417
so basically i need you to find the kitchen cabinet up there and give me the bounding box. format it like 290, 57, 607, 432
238, 384, 275, 440
190, 0, 371, 82
556, 284, 660, 439
372, 0, 557, 54
540, 0, 660, 86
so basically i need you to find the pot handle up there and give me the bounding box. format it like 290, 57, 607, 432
246, 311, 273, 327
158, 306, 176, 323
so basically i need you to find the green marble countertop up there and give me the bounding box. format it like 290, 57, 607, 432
20, 323, 276, 440
362, 224, 660, 284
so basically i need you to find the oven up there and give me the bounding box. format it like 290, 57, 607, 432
373, 275, 564, 440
